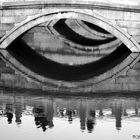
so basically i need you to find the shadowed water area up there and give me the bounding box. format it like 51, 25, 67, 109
0, 90, 140, 140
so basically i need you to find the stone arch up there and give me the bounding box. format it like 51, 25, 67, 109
0, 9, 140, 52
0, 9, 140, 92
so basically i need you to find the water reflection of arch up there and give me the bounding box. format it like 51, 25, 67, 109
0, 10, 140, 91
22, 25, 113, 64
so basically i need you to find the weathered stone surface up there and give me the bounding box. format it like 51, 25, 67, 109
0, 15, 27, 23
132, 61, 140, 69
0, 30, 6, 38
0, 23, 14, 30
0, 0, 140, 52
0, 0, 139, 93
1, 9, 41, 16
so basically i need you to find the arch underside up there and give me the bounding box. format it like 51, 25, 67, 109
0, 9, 140, 91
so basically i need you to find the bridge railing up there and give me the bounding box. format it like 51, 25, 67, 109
0, 0, 140, 11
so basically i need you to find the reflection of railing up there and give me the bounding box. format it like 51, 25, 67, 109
0, 105, 140, 132
0, 93, 140, 132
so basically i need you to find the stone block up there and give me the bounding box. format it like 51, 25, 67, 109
128, 83, 140, 91
128, 28, 140, 36
126, 69, 140, 76
133, 62, 140, 69
0, 67, 14, 74
0, 30, 6, 37
95, 9, 140, 21
116, 75, 140, 84
1, 9, 41, 16
1, 73, 15, 81
121, 83, 129, 91
100, 83, 123, 91
0, 15, 27, 23
116, 20, 140, 29
133, 35, 140, 43
0, 23, 14, 30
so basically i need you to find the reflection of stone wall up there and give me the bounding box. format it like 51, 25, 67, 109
99, 60, 140, 92
115, 60, 140, 91
0, 93, 140, 131
0, 59, 43, 90
1, 58, 140, 92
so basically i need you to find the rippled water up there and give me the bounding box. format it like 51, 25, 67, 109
0, 90, 139, 140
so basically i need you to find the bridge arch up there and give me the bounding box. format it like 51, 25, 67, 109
0, 9, 140, 52
0, 9, 140, 92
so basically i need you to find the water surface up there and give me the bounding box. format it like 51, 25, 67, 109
0, 90, 140, 140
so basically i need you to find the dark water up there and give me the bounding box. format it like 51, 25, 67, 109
0, 90, 140, 140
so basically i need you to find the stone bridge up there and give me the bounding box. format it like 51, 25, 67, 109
0, 0, 140, 51
0, 0, 140, 92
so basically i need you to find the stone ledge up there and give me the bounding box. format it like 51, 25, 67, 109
0, 1, 140, 13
